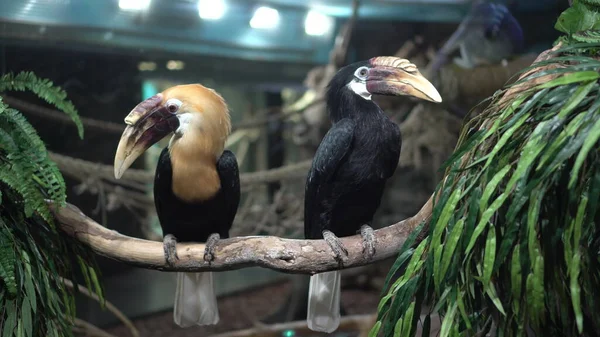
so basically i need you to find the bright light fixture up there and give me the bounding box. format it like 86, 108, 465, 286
198, 0, 226, 20
166, 60, 185, 70
304, 10, 334, 37
249, 6, 279, 30
119, 0, 151, 11
138, 61, 157, 71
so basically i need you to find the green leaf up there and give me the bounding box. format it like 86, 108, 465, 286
439, 302, 458, 337
557, 80, 596, 119
393, 317, 404, 337
381, 222, 425, 295
485, 282, 506, 315
570, 112, 600, 188
433, 187, 464, 289
511, 245, 522, 300
537, 71, 600, 89
570, 251, 583, 333
400, 302, 415, 337
482, 228, 497, 289
21, 297, 32, 337
456, 294, 472, 330
554, 1, 600, 35
438, 219, 464, 287
479, 164, 511, 214
2, 300, 17, 337
24, 276, 36, 315
368, 320, 382, 337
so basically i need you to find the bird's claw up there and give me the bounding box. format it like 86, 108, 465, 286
359, 225, 376, 261
323, 230, 349, 265
204, 233, 220, 263
163, 234, 179, 266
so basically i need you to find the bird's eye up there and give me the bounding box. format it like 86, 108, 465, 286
355, 67, 369, 79
165, 99, 182, 113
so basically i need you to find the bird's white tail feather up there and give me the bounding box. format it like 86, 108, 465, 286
307, 270, 341, 333
173, 272, 219, 327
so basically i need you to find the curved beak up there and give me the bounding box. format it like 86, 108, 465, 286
366, 59, 442, 103
114, 94, 180, 179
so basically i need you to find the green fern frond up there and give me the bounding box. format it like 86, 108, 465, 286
0, 110, 64, 223
0, 72, 83, 138
0, 70, 102, 337
0, 224, 17, 297
376, 46, 600, 336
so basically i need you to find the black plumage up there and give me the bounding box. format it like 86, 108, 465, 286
304, 62, 401, 240
154, 148, 240, 243
303, 56, 443, 333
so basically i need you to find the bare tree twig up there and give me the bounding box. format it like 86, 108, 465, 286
48, 196, 432, 274
209, 314, 375, 337
2, 95, 323, 135
72, 318, 118, 337
48, 151, 312, 187
62, 278, 139, 337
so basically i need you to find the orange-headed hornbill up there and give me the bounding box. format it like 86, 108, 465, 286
113, 84, 240, 327
304, 57, 441, 333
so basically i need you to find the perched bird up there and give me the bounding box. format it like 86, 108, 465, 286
113, 84, 240, 327
304, 56, 442, 333
427, 0, 524, 75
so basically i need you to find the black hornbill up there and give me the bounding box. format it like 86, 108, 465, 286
113, 84, 240, 327
304, 56, 442, 332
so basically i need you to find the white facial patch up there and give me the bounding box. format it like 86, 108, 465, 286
347, 79, 372, 100
169, 112, 199, 148
175, 112, 197, 136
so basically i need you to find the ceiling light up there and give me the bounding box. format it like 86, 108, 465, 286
304, 10, 334, 37
198, 0, 226, 20
138, 61, 157, 71
249, 6, 279, 30
166, 60, 185, 71
119, 0, 151, 11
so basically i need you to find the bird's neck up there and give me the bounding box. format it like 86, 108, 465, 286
168, 130, 222, 203
327, 87, 381, 123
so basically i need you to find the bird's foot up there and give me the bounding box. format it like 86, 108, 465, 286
163, 234, 179, 266
204, 233, 220, 264
360, 224, 376, 261
322, 230, 349, 265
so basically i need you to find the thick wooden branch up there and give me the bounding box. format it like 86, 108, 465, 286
49, 197, 432, 274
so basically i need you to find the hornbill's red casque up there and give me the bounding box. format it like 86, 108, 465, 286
113, 84, 240, 327
304, 56, 442, 333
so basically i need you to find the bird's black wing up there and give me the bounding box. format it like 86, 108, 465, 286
154, 147, 172, 231
304, 118, 355, 239
382, 122, 401, 179
216, 149, 241, 239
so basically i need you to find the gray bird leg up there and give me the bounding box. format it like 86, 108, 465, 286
163, 234, 179, 266
360, 224, 376, 260
204, 233, 220, 263
322, 230, 349, 264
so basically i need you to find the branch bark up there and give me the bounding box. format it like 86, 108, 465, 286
48, 196, 432, 274
72, 318, 118, 337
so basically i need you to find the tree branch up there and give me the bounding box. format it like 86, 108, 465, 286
62, 278, 139, 337
72, 318, 118, 337
48, 196, 432, 274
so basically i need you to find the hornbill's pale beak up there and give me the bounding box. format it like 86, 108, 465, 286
366, 56, 443, 103
114, 94, 179, 179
